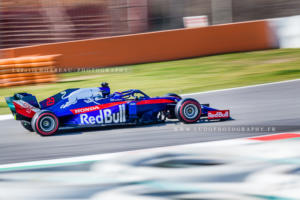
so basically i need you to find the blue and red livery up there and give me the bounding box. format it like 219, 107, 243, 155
5, 83, 230, 136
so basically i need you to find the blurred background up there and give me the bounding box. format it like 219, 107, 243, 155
0, 2, 300, 199
1, 0, 300, 49
1, 0, 300, 114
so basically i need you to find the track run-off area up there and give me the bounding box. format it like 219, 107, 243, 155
0, 79, 300, 164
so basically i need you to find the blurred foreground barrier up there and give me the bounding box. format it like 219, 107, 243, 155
0, 55, 59, 87
0, 20, 277, 68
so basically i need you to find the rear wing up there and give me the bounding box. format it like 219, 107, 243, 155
5, 93, 40, 121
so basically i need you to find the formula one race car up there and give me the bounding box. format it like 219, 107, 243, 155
5, 83, 230, 136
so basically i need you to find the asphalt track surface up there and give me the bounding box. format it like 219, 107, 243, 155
1, 80, 300, 164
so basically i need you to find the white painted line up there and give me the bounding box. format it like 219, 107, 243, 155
0, 114, 13, 121
182, 79, 300, 96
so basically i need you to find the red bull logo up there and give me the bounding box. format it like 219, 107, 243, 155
60, 88, 103, 109
207, 110, 230, 119
80, 104, 126, 125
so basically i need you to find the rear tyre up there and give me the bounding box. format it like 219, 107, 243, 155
31, 111, 59, 136
21, 121, 34, 132
175, 98, 201, 123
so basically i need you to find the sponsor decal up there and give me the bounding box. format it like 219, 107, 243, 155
71, 101, 127, 115
80, 104, 126, 125
46, 97, 55, 106
13, 100, 40, 118
60, 88, 104, 109
207, 110, 230, 119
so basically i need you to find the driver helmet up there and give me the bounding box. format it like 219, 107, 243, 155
100, 82, 110, 97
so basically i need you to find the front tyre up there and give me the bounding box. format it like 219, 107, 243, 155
31, 111, 59, 136
175, 98, 201, 123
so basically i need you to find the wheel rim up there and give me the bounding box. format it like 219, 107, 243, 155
39, 116, 55, 132
183, 104, 199, 119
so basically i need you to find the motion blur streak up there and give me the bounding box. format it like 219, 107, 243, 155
0, 135, 299, 199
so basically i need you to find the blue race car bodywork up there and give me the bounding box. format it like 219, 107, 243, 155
6, 83, 230, 136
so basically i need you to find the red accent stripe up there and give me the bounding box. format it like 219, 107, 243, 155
70, 101, 127, 115
136, 99, 174, 105
71, 99, 174, 114
249, 133, 300, 141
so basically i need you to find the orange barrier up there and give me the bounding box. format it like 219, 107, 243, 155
0, 55, 59, 87
0, 20, 276, 68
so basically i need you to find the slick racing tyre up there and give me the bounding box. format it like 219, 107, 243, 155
175, 98, 201, 123
21, 120, 34, 132
31, 110, 59, 136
